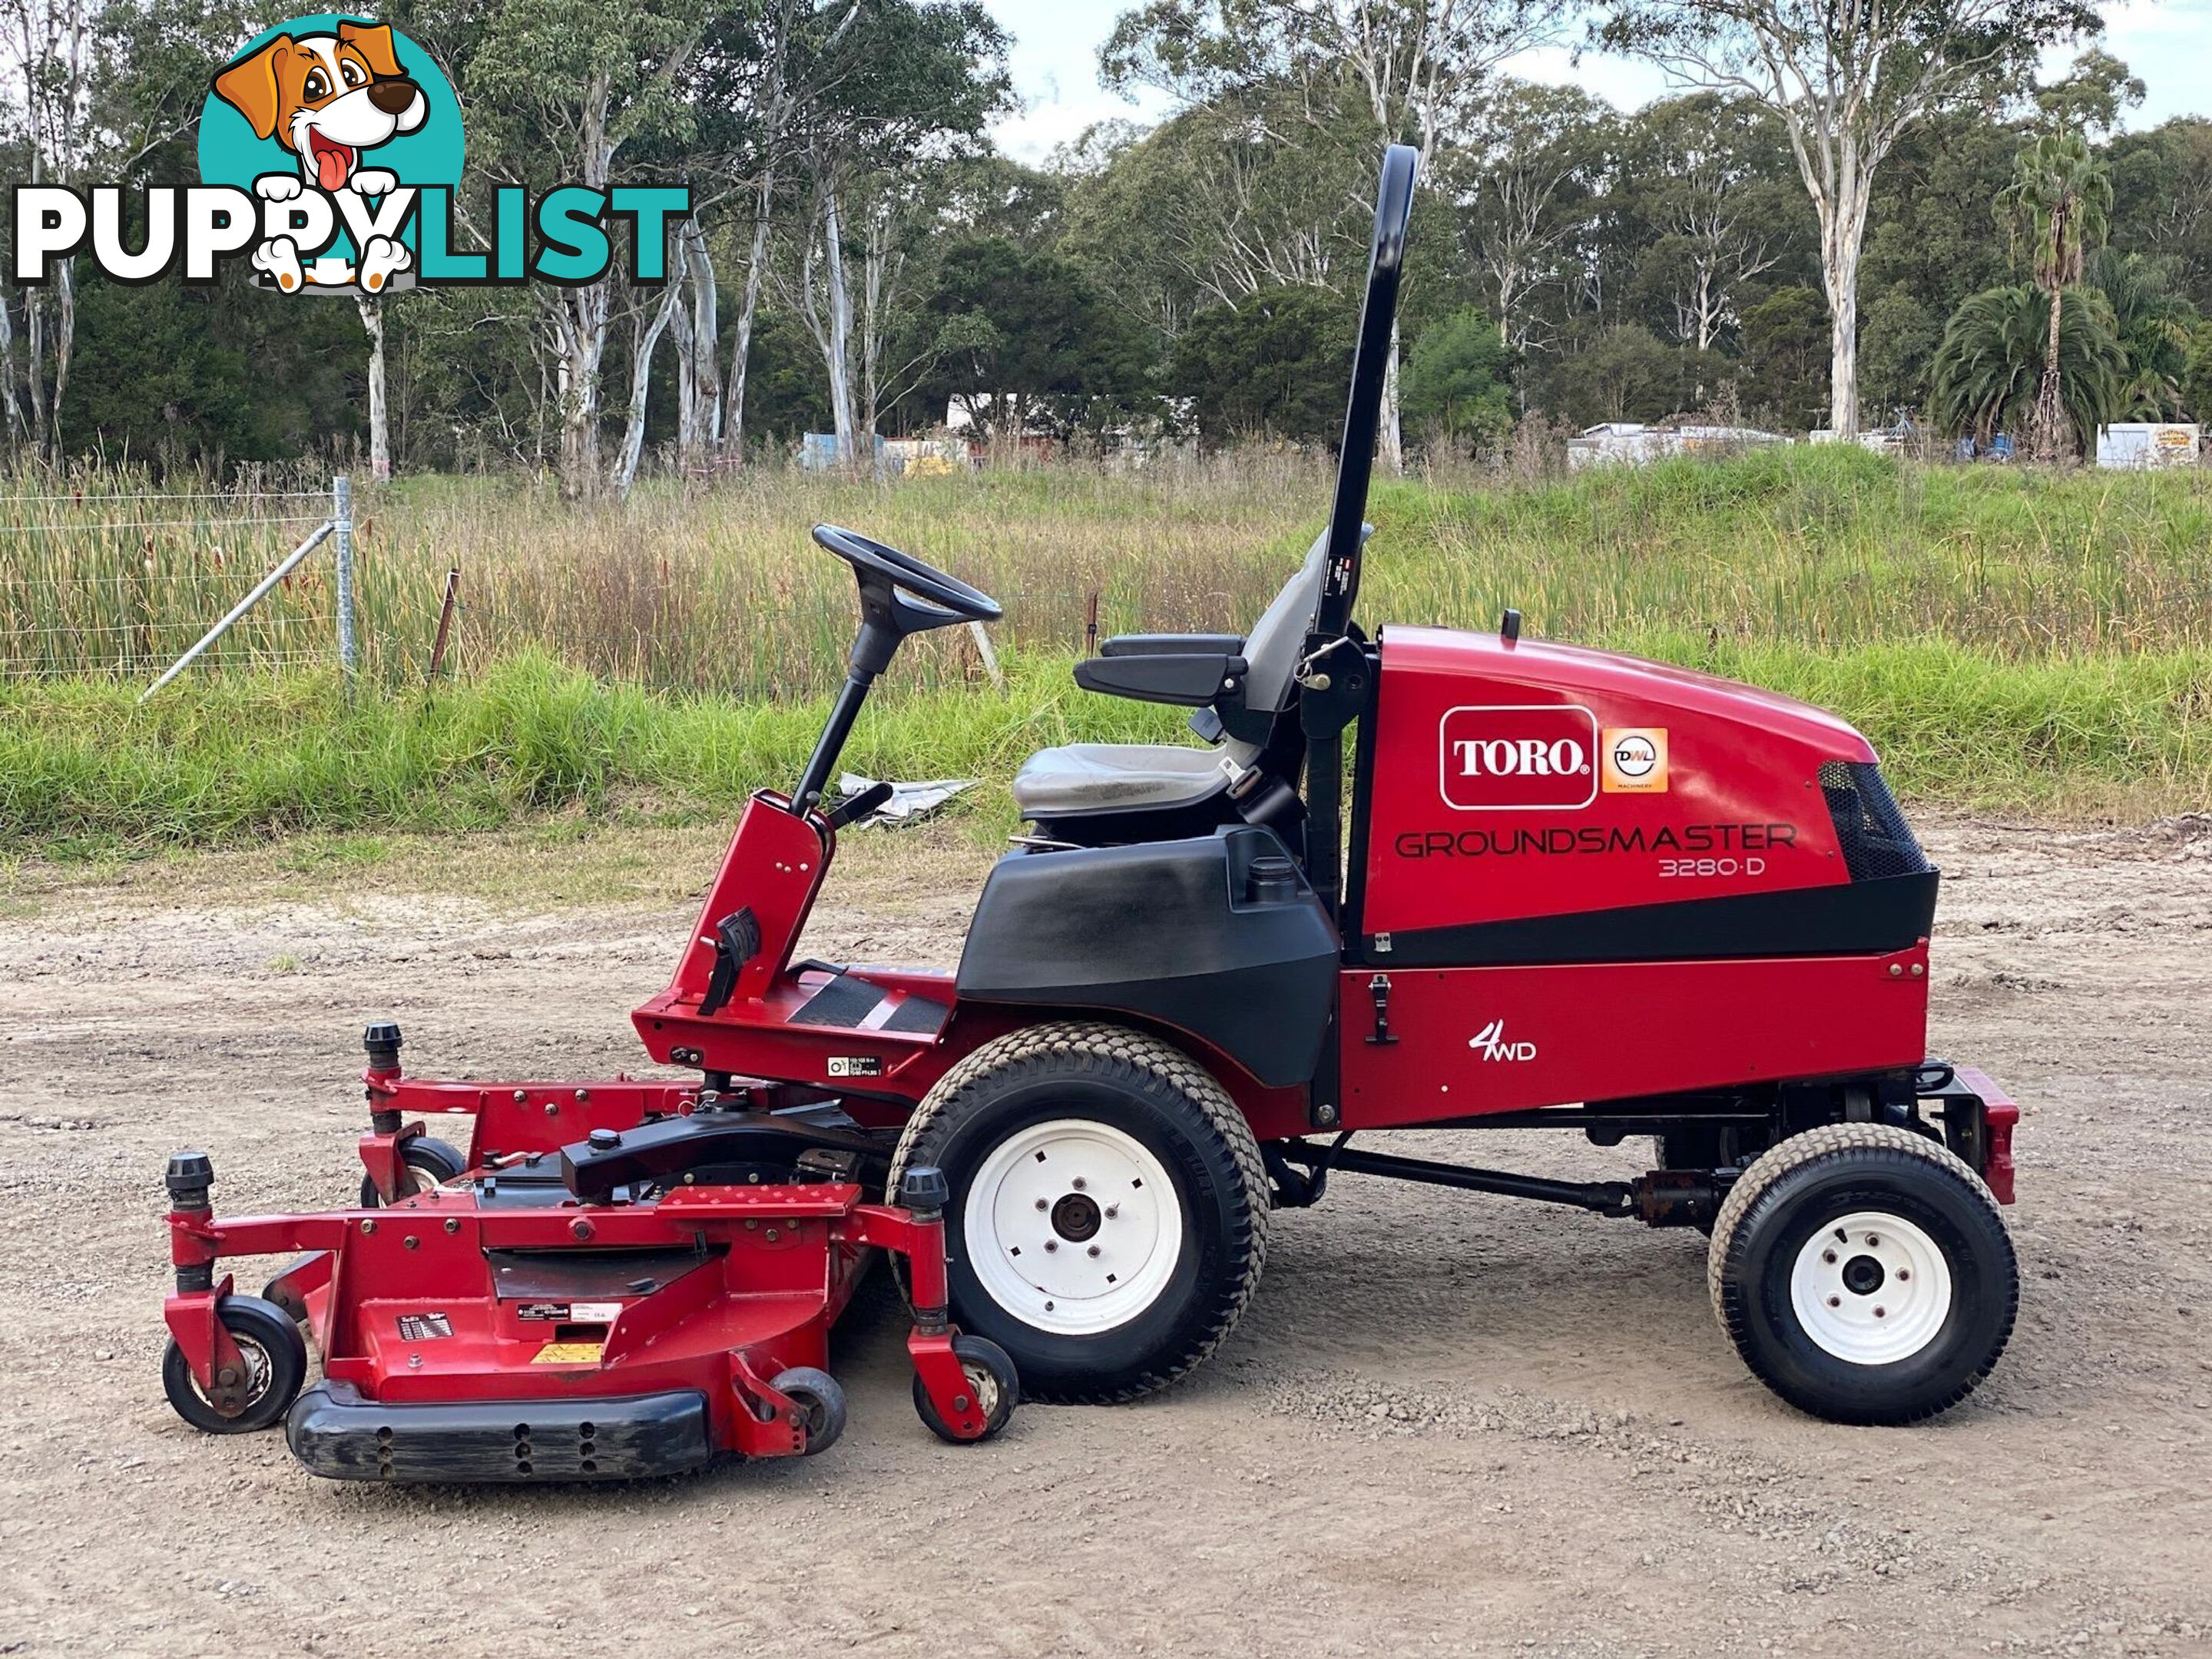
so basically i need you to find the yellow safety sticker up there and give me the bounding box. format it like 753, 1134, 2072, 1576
531, 1341, 604, 1366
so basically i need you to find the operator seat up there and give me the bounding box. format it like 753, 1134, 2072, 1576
1010, 528, 1333, 831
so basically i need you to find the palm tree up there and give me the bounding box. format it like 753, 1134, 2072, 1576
1997, 131, 2114, 459
1929, 285, 2128, 446
2088, 249, 2200, 418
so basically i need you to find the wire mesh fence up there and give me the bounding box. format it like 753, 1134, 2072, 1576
0, 488, 346, 684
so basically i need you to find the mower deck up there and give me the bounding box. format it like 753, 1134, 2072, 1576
163, 1101, 1015, 1479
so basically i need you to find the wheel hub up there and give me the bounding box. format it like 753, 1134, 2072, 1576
1051, 1191, 1101, 1243
965, 1119, 1184, 1336
1790, 1210, 1953, 1366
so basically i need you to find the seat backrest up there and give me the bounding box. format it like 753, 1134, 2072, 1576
1238, 528, 1330, 719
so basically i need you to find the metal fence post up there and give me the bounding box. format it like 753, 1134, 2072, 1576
333, 473, 357, 688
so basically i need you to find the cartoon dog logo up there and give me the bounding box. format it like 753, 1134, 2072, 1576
211, 21, 426, 294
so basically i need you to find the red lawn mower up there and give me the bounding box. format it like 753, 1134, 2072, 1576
162, 145, 2022, 1480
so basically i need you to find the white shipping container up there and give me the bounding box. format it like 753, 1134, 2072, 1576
2094, 423, 2200, 470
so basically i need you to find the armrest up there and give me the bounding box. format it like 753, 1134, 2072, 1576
1099, 632, 1245, 658
1074, 651, 1246, 708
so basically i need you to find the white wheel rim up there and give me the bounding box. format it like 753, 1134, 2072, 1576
1790, 1210, 1953, 1366
962, 1119, 1184, 1336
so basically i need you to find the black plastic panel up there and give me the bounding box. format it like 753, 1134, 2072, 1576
1363, 869, 1940, 968
1073, 651, 1245, 707
1101, 633, 1246, 657
287, 1381, 713, 1482
956, 826, 1340, 1088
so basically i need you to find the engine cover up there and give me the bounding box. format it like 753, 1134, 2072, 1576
1357, 625, 1935, 959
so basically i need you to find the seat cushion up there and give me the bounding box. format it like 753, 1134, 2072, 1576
1012, 743, 1232, 818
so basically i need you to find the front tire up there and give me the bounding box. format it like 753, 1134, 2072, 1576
1708, 1124, 2018, 1425
889, 1022, 1269, 1403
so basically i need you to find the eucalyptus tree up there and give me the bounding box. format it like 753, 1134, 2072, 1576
465, 0, 716, 495
1610, 91, 1809, 352
773, 0, 1007, 463
1435, 78, 1609, 361
1102, 0, 1571, 469
1601, 0, 2100, 436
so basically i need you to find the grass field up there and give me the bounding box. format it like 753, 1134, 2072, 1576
4, 445, 2210, 856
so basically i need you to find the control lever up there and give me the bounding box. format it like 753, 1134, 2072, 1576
826, 780, 895, 830
697, 907, 763, 1017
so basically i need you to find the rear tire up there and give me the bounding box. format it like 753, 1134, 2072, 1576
1708, 1124, 2018, 1425
889, 1022, 1268, 1403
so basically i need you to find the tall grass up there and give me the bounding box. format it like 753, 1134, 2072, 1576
5, 641, 2206, 856
3, 445, 2210, 852
8, 445, 2212, 694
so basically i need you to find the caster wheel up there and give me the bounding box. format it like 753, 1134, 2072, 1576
769, 1366, 846, 1455
1709, 1124, 2018, 1425
888, 1022, 1268, 1404
360, 1136, 467, 1207
913, 1335, 1019, 1444
161, 1295, 308, 1434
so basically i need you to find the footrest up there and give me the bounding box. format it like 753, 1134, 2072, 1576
286, 1381, 713, 1482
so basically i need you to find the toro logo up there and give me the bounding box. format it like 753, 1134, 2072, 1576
1438, 704, 1598, 811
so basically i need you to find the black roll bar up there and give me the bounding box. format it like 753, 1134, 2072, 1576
1312, 143, 1417, 643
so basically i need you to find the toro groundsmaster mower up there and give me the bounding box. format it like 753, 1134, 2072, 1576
162, 145, 2022, 1479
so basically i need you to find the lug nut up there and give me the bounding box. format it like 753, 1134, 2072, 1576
1896, 1269, 1910, 1281
1865, 1233, 1880, 1247
1104, 1204, 1119, 1219
1035, 1198, 1048, 1210
1823, 1250, 1836, 1263
1087, 1245, 1101, 1257
1827, 1296, 1840, 1308
1044, 1240, 1058, 1252
1071, 1177, 1087, 1190
1874, 1306, 1887, 1318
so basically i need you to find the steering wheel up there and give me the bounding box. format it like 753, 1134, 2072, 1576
812, 525, 1003, 641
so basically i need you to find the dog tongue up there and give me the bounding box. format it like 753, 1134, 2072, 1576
316, 144, 349, 192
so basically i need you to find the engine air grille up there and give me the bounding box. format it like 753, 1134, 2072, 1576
1818, 761, 1931, 882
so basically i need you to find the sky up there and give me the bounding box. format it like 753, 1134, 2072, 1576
982, 0, 2212, 164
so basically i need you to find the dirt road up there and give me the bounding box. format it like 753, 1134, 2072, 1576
2, 820, 2209, 1657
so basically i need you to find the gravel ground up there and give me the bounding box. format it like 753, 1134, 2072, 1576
2, 819, 2209, 1658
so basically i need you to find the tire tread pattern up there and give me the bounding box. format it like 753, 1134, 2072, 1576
888, 1020, 1270, 1404
1707, 1122, 2017, 1424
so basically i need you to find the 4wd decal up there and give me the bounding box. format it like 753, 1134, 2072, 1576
1469, 1019, 1537, 1062
1439, 704, 1598, 812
